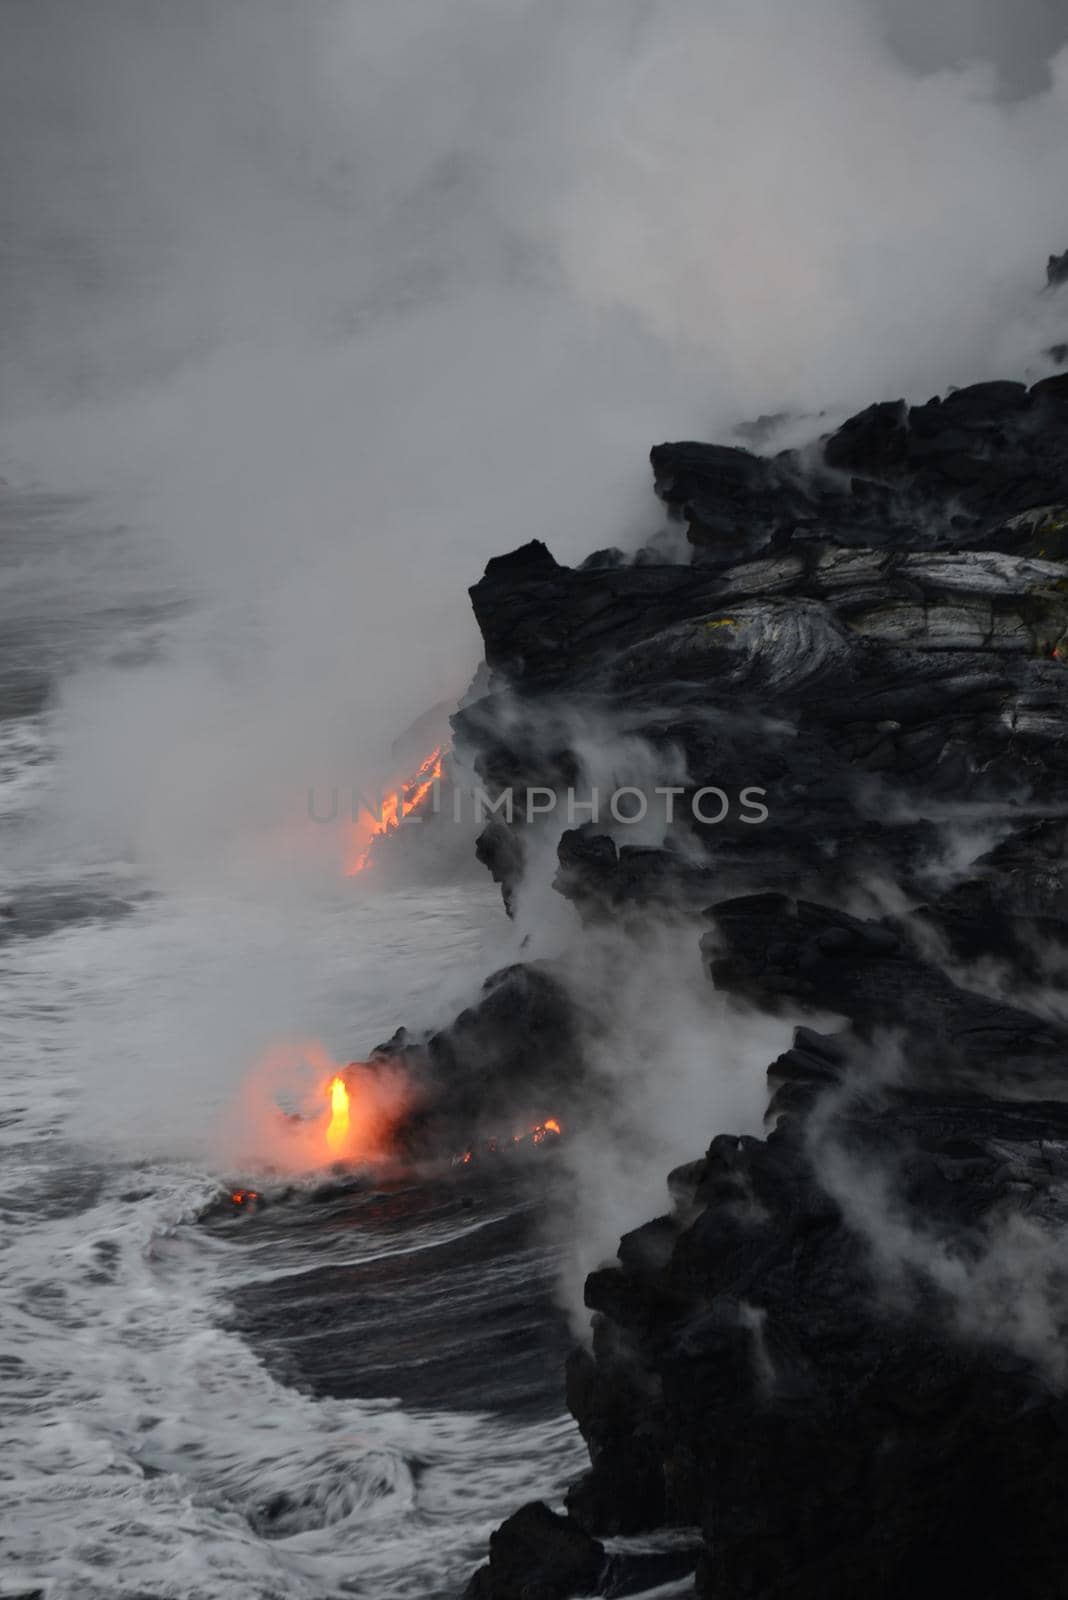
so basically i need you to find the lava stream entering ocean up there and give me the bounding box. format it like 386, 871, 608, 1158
345, 745, 445, 875
326, 1074, 350, 1153
224, 1038, 413, 1172
224, 1035, 567, 1181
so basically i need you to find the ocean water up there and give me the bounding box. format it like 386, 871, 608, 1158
0, 491, 589, 1600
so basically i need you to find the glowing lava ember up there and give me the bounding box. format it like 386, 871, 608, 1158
346, 745, 446, 875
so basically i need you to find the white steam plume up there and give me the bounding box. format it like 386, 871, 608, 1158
5, 1, 1068, 888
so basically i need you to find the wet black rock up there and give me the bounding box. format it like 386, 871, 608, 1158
463, 1502, 605, 1600
463, 1503, 699, 1600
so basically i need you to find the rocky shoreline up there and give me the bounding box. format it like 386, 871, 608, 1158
438, 306, 1068, 1600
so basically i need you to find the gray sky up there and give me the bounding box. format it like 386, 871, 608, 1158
2, 0, 1067, 414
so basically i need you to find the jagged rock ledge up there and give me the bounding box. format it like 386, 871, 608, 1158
456, 338, 1068, 1598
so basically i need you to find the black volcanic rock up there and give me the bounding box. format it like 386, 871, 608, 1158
823, 398, 910, 475
463, 1501, 604, 1600
482, 539, 561, 579
475, 818, 526, 918
560, 1093, 1068, 1600
427, 962, 579, 1116
703, 892, 1068, 1095
650, 439, 820, 560
914, 817, 1068, 972
373, 961, 583, 1156
452, 274, 1068, 1598
459, 522, 1068, 917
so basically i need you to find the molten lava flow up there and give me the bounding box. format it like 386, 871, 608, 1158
326, 1074, 350, 1153
346, 745, 446, 875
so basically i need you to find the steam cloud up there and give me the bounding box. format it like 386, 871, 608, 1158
545, 915, 794, 1326
816, 1111, 1068, 1386
6, 1, 1068, 892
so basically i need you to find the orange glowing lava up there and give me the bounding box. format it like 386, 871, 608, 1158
326, 1074, 350, 1152
346, 746, 446, 875
226, 1037, 414, 1172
